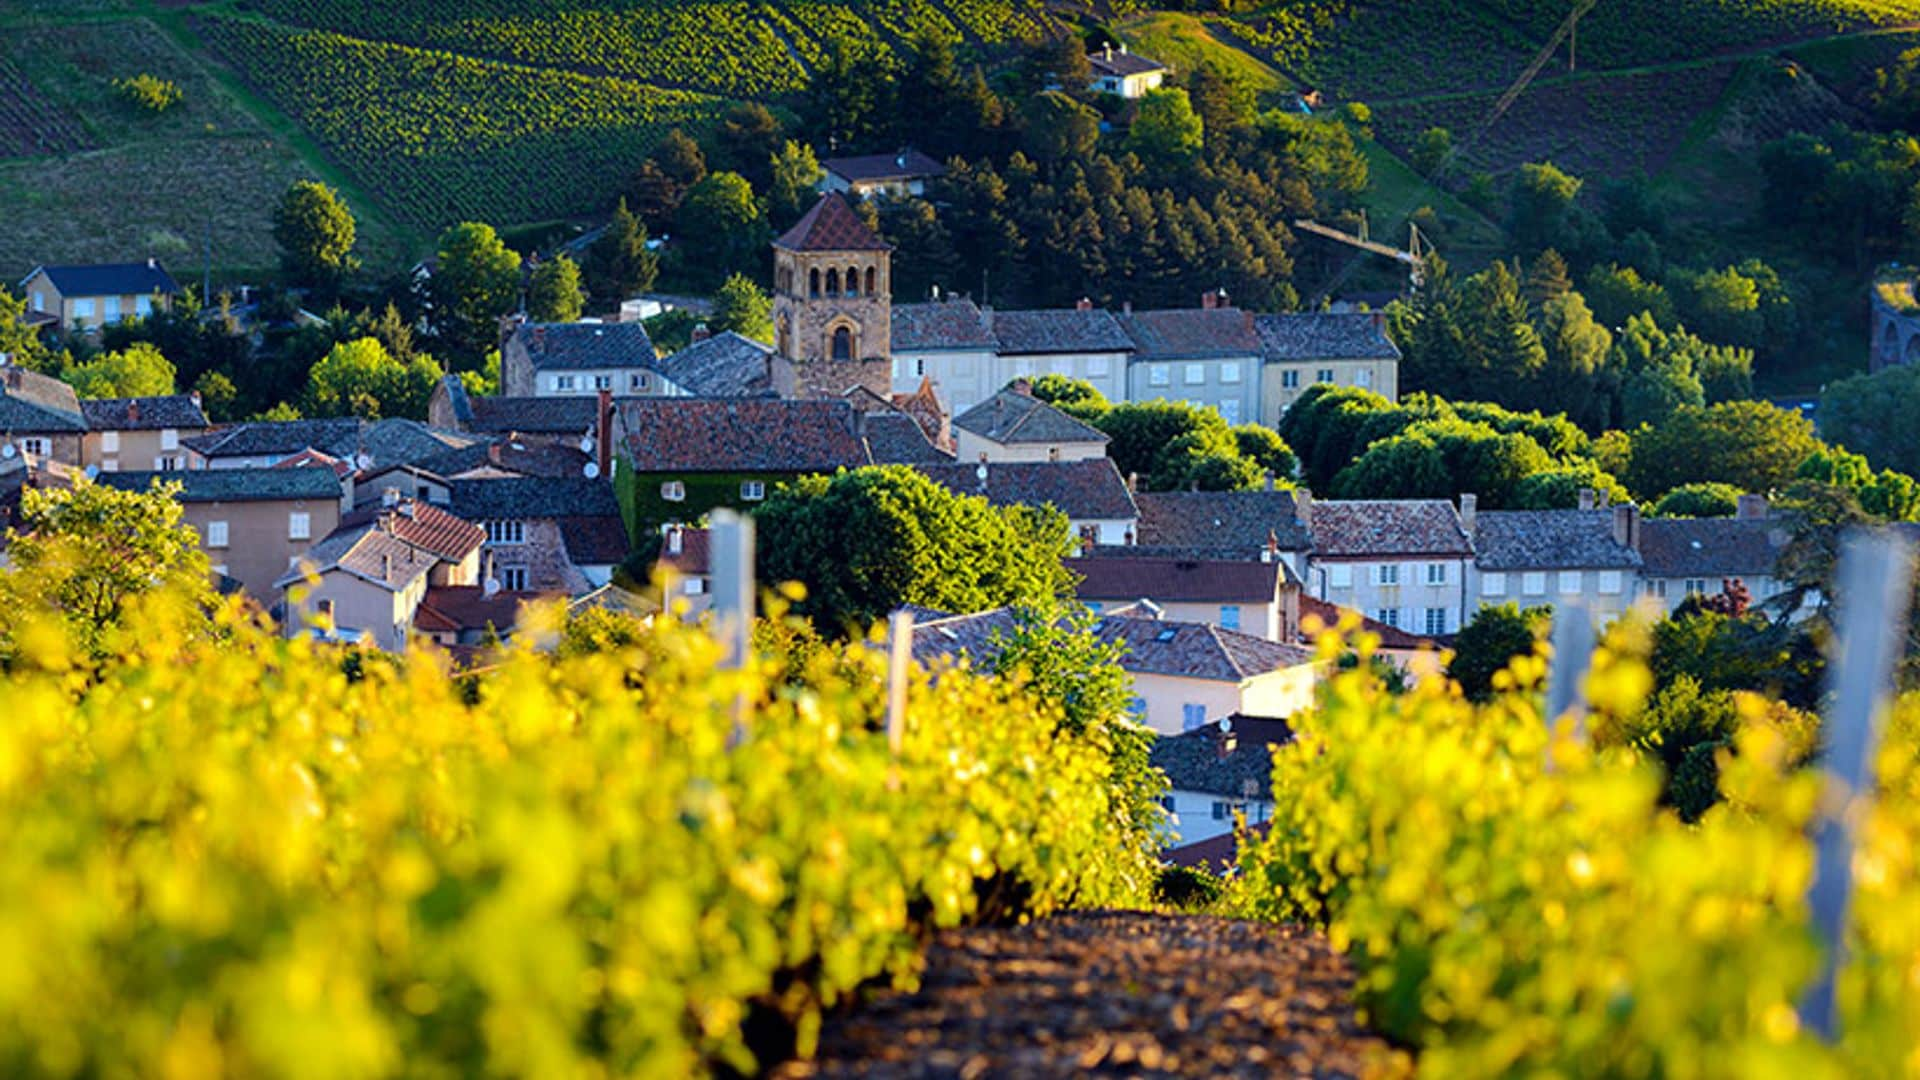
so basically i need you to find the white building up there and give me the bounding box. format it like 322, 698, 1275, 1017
951, 380, 1109, 463
1088, 44, 1169, 99
1302, 497, 1474, 637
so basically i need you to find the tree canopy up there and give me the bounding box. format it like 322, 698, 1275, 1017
528, 254, 585, 323
272, 179, 359, 291
432, 222, 522, 367
302, 337, 441, 420
60, 343, 176, 399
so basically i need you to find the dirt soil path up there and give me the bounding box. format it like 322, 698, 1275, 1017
777, 910, 1401, 1079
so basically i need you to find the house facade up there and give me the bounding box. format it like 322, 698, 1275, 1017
1071, 555, 1299, 642
1119, 296, 1265, 425
1302, 496, 1474, 637
1467, 499, 1645, 623
449, 476, 629, 594
0, 363, 86, 464
1255, 311, 1402, 425
1087, 44, 1168, 98
1150, 717, 1291, 847
818, 149, 946, 199
278, 498, 485, 650
500, 321, 660, 397
99, 465, 348, 600
1638, 497, 1795, 614
951, 380, 1109, 463
79, 394, 210, 472
19, 260, 179, 332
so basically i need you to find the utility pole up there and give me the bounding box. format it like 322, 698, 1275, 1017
1569, 3, 1579, 72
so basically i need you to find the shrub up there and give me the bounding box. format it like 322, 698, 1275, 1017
114, 73, 183, 113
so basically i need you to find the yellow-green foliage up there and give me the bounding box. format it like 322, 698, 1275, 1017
0, 586, 1150, 1075
1232, 625, 1920, 1076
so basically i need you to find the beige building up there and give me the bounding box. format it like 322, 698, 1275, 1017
771, 193, 893, 400
951, 381, 1109, 463
19, 260, 179, 331
1467, 498, 1646, 624
1255, 312, 1402, 426
1072, 555, 1300, 642
1121, 296, 1266, 426
99, 465, 348, 600
1, 363, 86, 465
278, 498, 486, 650
80, 395, 210, 473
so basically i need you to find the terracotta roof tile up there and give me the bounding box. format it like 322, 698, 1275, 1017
616, 399, 871, 472
1117, 308, 1261, 359
1309, 500, 1471, 558
915, 458, 1137, 521
339, 499, 485, 562
773, 193, 890, 252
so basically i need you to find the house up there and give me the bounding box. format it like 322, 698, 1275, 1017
79, 394, 210, 472
1150, 717, 1292, 848
819, 149, 947, 199
0, 363, 86, 464
1119, 294, 1265, 426
98, 465, 348, 600
952, 380, 1108, 463
18, 259, 179, 331
658, 329, 791, 398
449, 476, 629, 593
914, 458, 1138, 546
1087, 43, 1169, 98
1467, 496, 1644, 622
1255, 312, 1402, 424
654, 524, 711, 615
427, 376, 606, 444
413, 586, 557, 648
1638, 496, 1795, 614
183, 417, 479, 472
0, 452, 79, 557
1071, 555, 1299, 642
890, 297, 1135, 413
500, 321, 660, 397
911, 607, 1321, 737
278, 498, 487, 650
1303, 496, 1473, 636
1128, 489, 1314, 575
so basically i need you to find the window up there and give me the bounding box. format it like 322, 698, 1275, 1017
72, 298, 95, 324
740, 481, 766, 501
1684, 578, 1709, 596
594, 375, 612, 391
809, 268, 821, 297
1375, 608, 1400, 628
1482, 572, 1507, 596
1356, 368, 1373, 388
288, 512, 311, 540
1219, 399, 1241, 424
1646, 579, 1669, 599
1425, 562, 1447, 586
831, 327, 853, 361
1376, 563, 1400, 586
1220, 362, 1241, 384
1184, 363, 1205, 385
1598, 570, 1624, 595
914, 358, 926, 377
826, 268, 840, 295
630, 372, 649, 391
1425, 608, 1448, 635
100, 431, 119, 453
1211, 801, 1247, 821
485, 520, 525, 545
683, 577, 705, 596
1088, 356, 1110, 377
206, 521, 229, 549
1522, 571, 1547, 594
1049, 358, 1069, 376
153, 455, 181, 471
104, 296, 121, 322
135, 295, 152, 317
554, 374, 577, 392
844, 265, 859, 296
30, 291, 44, 312
500, 566, 528, 591
1182, 703, 1208, 731
661, 481, 686, 502
865, 267, 877, 295
1316, 368, 1334, 384
1219, 604, 1241, 631
1558, 571, 1582, 594
1328, 563, 1353, 589
160, 428, 179, 451
1281, 368, 1300, 389
18, 437, 47, 457
1148, 364, 1170, 387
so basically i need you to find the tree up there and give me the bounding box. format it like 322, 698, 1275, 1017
272, 180, 359, 290
1508, 161, 1586, 255
675, 172, 765, 287
1128, 88, 1204, 168
804, 38, 891, 151
1677, 265, 1762, 350
755, 466, 1077, 630
1411, 126, 1453, 178
1232, 424, 1297, 481
1820, 363, 1920, 476
1522, 250, 1573, 309
1461, 261, 1547, 401
302, 337, 441, 420
431, 222, 522, 367
0, 479, 211, 663
583, 200, 659, 309
1022, 91, 1100, 166
1509, 465, 1629, 510
767, 141, 825, 227
527, 254, 585, 323
0, 287, 49, 370
1652, 482, 1743, 518
1028, 373, 1110, 419
1584, 263, 1675, 328
1626, 401, 1821, 499
1331, 419, 1554, 508
190, 370, 238, 422
709, 273, 771, 342
713, 102, 782, 190
625, 128, 709, 234
60, 343, 176, 398
1094, 400, 1264, 491
1448, 602, 1550, 701
1532, 290, 1612, 430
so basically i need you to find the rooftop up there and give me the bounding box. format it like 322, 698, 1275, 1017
1089, 48, 1167, 78
79, 394, 208, 432
1309, 500, 1472, 558
990, 308, 1135, 356
510, 321, 657, 373
98, 465, 343, 503
822, 149, 947, 183
1134, 490, 1313, 556
1072, 556, 1285, 604
414, 586, 551, 635
0, 365, 85, 432
953, 384, 1108, 446
338, 499, 486, 563
657, 331, 777, 397
1639, 517, 1786, 579
773, 192, 891, 253
1471, 509, 1643, 571
463, 395, 603, 435
1255, 312, 1401, 362
890, 299, 999, 352
1117, 307, 1261, 359
914, 458, 1138, 522
1151, 717, 1295, 798
448, 475, 622, 521
23, 260, 180, 298
616, 398, 872, 473
911, 607, 1315, 684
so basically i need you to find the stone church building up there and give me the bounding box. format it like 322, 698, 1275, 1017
772, 193, 894, 401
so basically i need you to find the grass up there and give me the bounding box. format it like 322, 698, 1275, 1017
1353, 135, 1505, 255
1114, 12, 1293, 99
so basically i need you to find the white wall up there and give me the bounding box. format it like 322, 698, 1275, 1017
1126, 356, 1262, 426
1163, 788, 1273, 847
1309, 557, 1469, 636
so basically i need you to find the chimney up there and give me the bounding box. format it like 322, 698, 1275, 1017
1011, 377, 1032, 396
1293, 487, 1313, 531
1264, 471, 1275, 492
147, 257, 157, 269
595, 389, 613, 477
1076, 297, 1093, 312
1104, 43, 1113, 62
1262, 528, 1279, 564
381, 553, 392, 579
1126, 472, 1139, 493
1201, 290, 1218, 310
533, 324, 547, 351
1577, 487, 1596, 511
1612, 503, 1640, 550
980, 304, 994, 334
1120, 42, 1129, 55
1459, 493, 1477, 533
128, 400, 141, 424
667, 524, 683, 556
691, 322, 711, 342
1736, 494, 1768, 520
190, 390, 202, 410
1122, 300, 1133, 315
401, 501, 416, 519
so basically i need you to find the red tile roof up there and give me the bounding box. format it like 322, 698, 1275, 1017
339, 499, 486, 562
1164, 822, 1270, 871
414, 586, 554, 634
1299, 596, 1433, 650
773, 193, 891, 253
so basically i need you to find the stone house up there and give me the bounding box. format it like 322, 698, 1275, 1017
18, 259, 179, 332
914, 457, 1139, 546
1119, 295, 1265, 426
1255, 311, 1402, 425
1149, 717, 1292, 848
1467, 498, 1645, 623
79, 394, 209, 472
0, 363, 86, 464
277, 498, 487, 650
500, 321, 659, 397
449, 475, 628, 594
1638, 496, 1795, 614
99, 465, 348, 601
1303, 496, 1474, 637
951, 380, 1109, 463
653, 524, 712, 615
1070, 555, 1300, 642
819, 149, 946, 200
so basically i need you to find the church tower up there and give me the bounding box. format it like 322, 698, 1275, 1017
771, 193, 893, 400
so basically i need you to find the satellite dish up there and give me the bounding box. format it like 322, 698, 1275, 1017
582, 461, 601, 479
483, 577, 502, 596
974, 463, 988, 483
1, 444, 15, 459
354, 452, 373, 471
84, 465, 100, 479
1217, 716, 1232, 733
578, 435, 595, 454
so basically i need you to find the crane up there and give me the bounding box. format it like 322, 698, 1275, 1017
1292, 215, 1432, 290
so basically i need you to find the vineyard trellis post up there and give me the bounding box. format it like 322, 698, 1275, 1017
1799, 528, 1914, 1040
886, 610, 914, 756
1545, 599, 1594, 749
711, 509, 754, 740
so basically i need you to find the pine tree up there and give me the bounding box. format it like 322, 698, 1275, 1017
1523, 249, 1573, 310
583, 200, 659, 310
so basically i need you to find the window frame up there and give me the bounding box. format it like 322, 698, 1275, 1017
1182, 703, 1208, 731
500, 566, 529, 592
1281, 368, 1300, 389
1183, 363, 1206, 386
100, 430, 119, 453
1425, 607, 1447, 635
1219, 604, 1241, 631
661, 480, 687, 502
288, 512, 311, 541
206, 520, 229, 549
1425, 562, 1447, 586
740, 480, 766, 501
1148, 364, 1170, 387
1482, 572, 1507, 596
1521, 571, 1548, 595
1558, 570, 1583, 594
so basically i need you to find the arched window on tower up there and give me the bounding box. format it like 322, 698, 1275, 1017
832, 326, 853, 361
777, 266, 791, 294
865, 266, 877, 296
826, 268, 840, 296
845, 265, 860, 296
777, 314, 791, 356
809, 268, 820, 297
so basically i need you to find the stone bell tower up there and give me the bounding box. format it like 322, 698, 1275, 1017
770, 192, 893, 400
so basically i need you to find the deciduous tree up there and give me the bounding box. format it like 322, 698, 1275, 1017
528, 254, 585, 323
272, 180, 359, 291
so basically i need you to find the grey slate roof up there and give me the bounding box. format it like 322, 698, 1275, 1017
862, 411, 953, 465
0, 365, 85, 432
822, 149, 946, 183
511, 322, 656, 372
183, 418, 362, 460
79, 395, 208, 431
1310, 500, 1472, 558
658, 331, 777, 397
890, 299, 998, 351
558, 516, 632, 565
1151, 717, 1295, 798
1639, 518, 1785, 579
1071, 556, 1285, 604
1471, 509, 1642, 571
448, 476, 621, 521
1255, 312, 1401, 362
1089, 50, 1167, 77
24, 261, 179, 298
915, 458, 1138, 521
1135, 491, 1313, 556
989, 309, 1135, 355
910, 608, 1315, 683
465, 395, 603, 435
98, 465, 343, 503
953, 386, 1108, 446
1117, 308, 1261, 359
